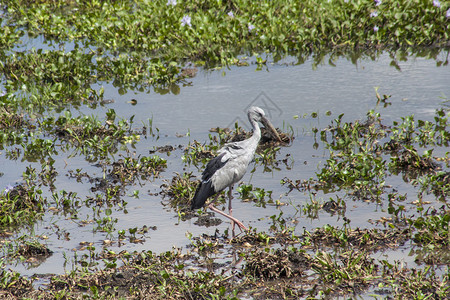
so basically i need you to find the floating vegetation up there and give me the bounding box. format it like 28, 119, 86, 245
182, 140, 215, 167
237, 184, 274, 208
409, 207, 449, 249
3, 0, 450, 70
1, 108, 146, 163
281, 177, 328, 193
0, 226, 448, 299
316, 111, 388, 200
413, 170, 450, 200
160, 172, 198, 210
310, 107, 450, 202
0, 183, 45, 227
312, 250, 379, 296
381, 264, 449, 299
0, 0, 449, 298
0, 265, 32, 298
304, 225, 410, 252
244, 248, 311, 279
110, 154, 167, 183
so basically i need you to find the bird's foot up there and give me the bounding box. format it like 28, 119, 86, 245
233, 219, 248, 232
208, 204, 248, 232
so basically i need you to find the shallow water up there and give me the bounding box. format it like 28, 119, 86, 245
2, 50, 449, 278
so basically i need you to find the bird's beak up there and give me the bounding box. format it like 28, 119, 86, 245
261, 117, 282, 142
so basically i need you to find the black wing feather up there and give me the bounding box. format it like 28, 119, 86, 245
191, 152, 229, 209
191, 180, 214, 209
201, 152, 228, 181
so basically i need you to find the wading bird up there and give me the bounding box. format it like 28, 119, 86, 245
191, 106, 281, 232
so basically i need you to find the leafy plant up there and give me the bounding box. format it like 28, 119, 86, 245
0, 183, 46, 227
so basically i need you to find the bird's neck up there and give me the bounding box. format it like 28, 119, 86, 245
250, 119, 261, 142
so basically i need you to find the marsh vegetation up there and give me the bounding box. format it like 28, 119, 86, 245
1, 0, 449, 299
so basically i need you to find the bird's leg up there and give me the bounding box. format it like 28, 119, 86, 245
228, 186, 233, 212
207, 190, 248, 232
228, 186, 235, 232
208, 204, 248, 232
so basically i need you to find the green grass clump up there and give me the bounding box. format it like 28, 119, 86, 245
0, 183, 45, 227
410, 210, 449, 247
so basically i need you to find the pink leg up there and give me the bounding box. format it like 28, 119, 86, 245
228, 186, 234, 231
208, 204, 248, 232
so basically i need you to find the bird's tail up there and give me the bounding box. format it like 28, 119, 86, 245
191, 180, 215, 210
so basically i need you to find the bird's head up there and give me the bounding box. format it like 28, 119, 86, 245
247, 106, 266, 123
247, 106, 282, 142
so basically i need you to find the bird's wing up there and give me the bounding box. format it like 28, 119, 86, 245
201, 152, 229, 182
218, 141, 246, 157
201, 141, 246, 181
202, 139, 251, 181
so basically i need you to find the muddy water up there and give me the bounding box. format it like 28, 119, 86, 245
3, 51, 450, 278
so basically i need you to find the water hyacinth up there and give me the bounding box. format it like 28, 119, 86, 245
3, 184, 14, 194
433, 0, 441, 8
181, 15, 191, 27
370, 11, 378, 18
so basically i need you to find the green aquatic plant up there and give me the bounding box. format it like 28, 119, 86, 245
0, 22, 23, 52
315, 105, 449, 202
390, 109, 450, 147
409, 207, 449, 249
2, 0, 448, 101
51, 190, 81, 215
111, 154, 167, 183
161, 172, 198, 209
0, 260, 31, 291
0, 183, 46, 227
380, 263, 449, 299
312, 250, 378, 295
415, 108, 450, 147
244, 247, 310, 280
412, 171, 450, 200
317, 122, 387, 201
93, 207, 118, 235
182, 140, 215, 167
237, 183, 273, 208
1, 108, 146, 163
0, 48, 99, 112
45, 109, 140, 161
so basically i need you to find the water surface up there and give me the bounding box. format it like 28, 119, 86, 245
2, 51, 449, 277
